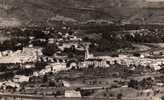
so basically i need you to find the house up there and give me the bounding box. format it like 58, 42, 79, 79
1, 81, 20, 92
13, 75, 30, 83
39, 62, 68, 75
22, 63, 35, 69
1, 50, 13, 56
48, 38, 55, 44
65, 90, 81, 98
152, 96, 161, 100
29, 76, 43, 83
58, 42, 79, 51
0, 47, 40, 64
80, 58, 110, 68
45, 63, 68, 73
69, 62, 77, 69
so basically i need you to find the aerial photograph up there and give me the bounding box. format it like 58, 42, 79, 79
1, 0, 164, 100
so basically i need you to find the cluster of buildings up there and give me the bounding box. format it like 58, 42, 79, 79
0, 47, 42, 64
2, 26, 164, 99
80, 53, 164, 71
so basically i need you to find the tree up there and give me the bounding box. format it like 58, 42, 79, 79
117, 93, 123, 100
140, 77, 153, 89
42, 44, 58, 56
49, 81, 56, 87
43, 75, 48, 83
128, 79, 139, 89
133, 53, 141, 57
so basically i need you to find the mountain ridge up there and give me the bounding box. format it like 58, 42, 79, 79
0, 0, 164, 26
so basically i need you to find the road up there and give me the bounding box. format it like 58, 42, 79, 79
0, 93, 151, 100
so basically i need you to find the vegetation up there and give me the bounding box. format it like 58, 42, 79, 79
42, 44, 58, 56
128, 77, 154, 90
82, 28, 164, 53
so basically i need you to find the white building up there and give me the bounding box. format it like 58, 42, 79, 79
65, 90, 81, 98
13, 75, 30, 83
39, 63, 69, 75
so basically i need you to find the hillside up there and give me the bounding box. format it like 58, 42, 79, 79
0, 0, 164, 26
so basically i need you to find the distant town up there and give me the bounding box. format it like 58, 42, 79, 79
0, 22, 163, 100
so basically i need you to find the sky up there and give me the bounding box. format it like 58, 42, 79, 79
146, 0, 164, 2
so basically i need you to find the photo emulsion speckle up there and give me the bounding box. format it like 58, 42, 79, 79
0, 0, 164, 100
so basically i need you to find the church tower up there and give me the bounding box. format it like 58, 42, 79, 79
85, 43, 90, 60
84, 42, 93, 60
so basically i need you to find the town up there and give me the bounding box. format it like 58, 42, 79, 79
0, 23, 164, 100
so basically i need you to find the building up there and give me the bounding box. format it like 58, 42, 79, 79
46, 63, 68, 72
13, 75, 30, 83
39, 62, 68, 75
65, 90, 81, 98
81, 58, 110, 68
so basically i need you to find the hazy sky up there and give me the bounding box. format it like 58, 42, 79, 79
146, 0, 164, 2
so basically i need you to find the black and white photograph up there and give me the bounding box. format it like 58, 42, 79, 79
1, 0, 164, 100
